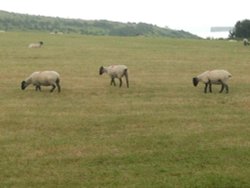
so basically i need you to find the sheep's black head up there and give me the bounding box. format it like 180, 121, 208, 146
99, 66, 104, 75
192, 77, 199, 87
21, 81, 27, 90
39, 41, 44, 45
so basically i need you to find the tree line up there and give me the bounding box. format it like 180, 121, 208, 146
0, 10, 199, 39
229, 19, 250, 39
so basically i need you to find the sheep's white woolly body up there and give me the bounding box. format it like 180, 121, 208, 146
99, 65, 129, 88
28, 41, 43, 48
243, 38, 250, 46
106, 65, 127, 78
21, 71, 61, 92
193, 70, 232, 93
197, 70, 231, 84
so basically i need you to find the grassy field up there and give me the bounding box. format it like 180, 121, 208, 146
0, 32, 250, 187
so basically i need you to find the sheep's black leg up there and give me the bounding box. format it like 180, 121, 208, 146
119, 78, 122, 87
50, 85, 56, 92
110, 78, 116, 86
218, 80, 225, 93
225, 84, 229, 93
204, 83, 208, 93
113, 78, 116, 86
124, 69, 129, 88
208, 81, 212, 93
219, 84, 225, 93
56, 79, 61, 93
36, 85, 41, 91
57, 84, 61, 92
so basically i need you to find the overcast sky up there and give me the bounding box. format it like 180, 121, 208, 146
1, 0, 249, 38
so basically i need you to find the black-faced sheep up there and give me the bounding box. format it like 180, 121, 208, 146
99, 65, 129, 88
21, 71, 61, 92
28, 41, 44, 48
193, 70, 232, 93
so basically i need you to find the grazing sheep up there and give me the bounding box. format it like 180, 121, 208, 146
99, 65, 129, 88
243, 38, 249, 46
192, 70, 232, 93
28, 41, 44, 48
21, 71, 61, 93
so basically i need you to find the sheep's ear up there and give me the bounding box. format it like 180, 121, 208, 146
21, 81, 26, 90
193, 77, 199, 87
99, 66, 104, 75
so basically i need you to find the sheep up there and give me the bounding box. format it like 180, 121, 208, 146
99, 65, 129, 88
243, 38, 249, 46
28, 41, 44, 48
21, 71, 61, 93
192, 70, 232, 93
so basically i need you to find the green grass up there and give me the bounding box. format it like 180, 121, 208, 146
0, 32, 250, 187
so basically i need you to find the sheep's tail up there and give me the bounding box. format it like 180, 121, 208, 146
56, 78, 61, 93
124, 69, 129, 88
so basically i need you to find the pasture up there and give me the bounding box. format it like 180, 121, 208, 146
0, 32, 250, 187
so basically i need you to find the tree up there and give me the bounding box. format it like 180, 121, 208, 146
229, 19, 250, 38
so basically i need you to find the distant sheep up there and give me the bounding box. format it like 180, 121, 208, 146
243, 38, 249, 46
21, 71, 61, 93
192, 70, 232, 93
99, 65, 129, 88
28, 41, 44, 48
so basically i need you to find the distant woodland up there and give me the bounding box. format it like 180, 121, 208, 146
229, 19, 250, 39
0, 10, 200, 39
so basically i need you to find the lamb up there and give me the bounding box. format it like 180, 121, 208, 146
99, 65, 129, 88
28, 41, 44, 48
21, 71, 61, 93
243, 38, 249, 46
192, 70, 232, 93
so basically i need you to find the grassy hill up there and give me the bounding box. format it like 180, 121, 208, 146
0, 32, 249, 187
0, 10, 200, 38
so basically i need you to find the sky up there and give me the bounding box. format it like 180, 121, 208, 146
1, 0, 250, 38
